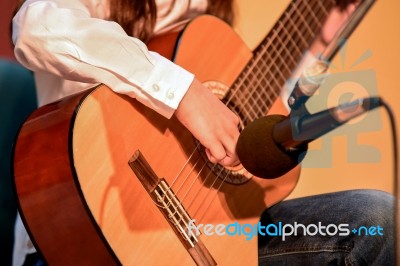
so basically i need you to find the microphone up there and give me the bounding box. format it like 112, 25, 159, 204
287, 60, 330, 110
236, 97, 382, 179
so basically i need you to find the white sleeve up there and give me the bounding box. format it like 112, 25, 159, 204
12, 0, 194, 118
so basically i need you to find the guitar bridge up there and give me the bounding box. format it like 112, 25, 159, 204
128, 150, 216, 266
153, 179, 198, 248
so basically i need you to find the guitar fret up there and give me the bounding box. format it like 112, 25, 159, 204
276, 3, 305, 54
295, 2, 320, 55
253, 94, 265, 121
303, 0, 323, 29
316, 0, 329, 17
226, 0, 338, 122
293, 1, 315, 40
301, 1, 321, 44
277, 21, 304, 63
284, 11, 309, 50
246, 86, 278, 119
229, 72, 248, 104
231, 75, 251, 113
260, 30, 297, 76
239, 89, 260, 121
301, 3, 322, 50
286, 2, 308, 50
254, 87, 268, 117
301, 0, 330, 47
266, 41, 290, 87
240, 88, 268, 122
253, 65, 283, 116
234, 47, 277, 119
255, 26, 283, 60
298, 0, 316, 29
274, 28, 298, 67
242, 99, 258, 122
273, 17, 303, 62
248, 66, 275, 117
271, 33, 292, 76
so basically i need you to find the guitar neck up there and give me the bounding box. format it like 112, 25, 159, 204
226, 0, 337, 123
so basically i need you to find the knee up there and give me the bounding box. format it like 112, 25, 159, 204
344, 190, 394, 232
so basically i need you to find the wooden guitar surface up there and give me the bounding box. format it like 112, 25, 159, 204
14, 16, 299, 265
17, 0, 376, 261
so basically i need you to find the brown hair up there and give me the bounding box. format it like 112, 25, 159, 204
13, 0, 234, 43
109, 0, 235, 42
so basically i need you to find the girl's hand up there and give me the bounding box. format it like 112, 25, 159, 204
175, 79, 240, 167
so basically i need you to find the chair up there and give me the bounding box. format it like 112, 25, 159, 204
0, 59, 37, 265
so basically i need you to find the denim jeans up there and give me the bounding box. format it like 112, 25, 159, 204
258, 189, 395, 265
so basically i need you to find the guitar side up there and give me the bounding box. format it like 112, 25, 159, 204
14, 16, 300, 265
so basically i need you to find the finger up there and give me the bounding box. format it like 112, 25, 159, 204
345, 2, 357, 15
220, 135, 239, 167
207, 149, 238, 167
219, 154, 239, 167
205, 145, 225, 164
205, 140, 239, 167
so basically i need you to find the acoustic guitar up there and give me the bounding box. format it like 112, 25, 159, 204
13, 0, 375, 265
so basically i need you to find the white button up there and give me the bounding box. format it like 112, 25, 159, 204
166, 91, 174, 99
152, 84, 160, 92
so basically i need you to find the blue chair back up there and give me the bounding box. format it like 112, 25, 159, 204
0, 59, 37, 265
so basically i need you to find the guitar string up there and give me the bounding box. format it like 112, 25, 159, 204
184, 0, 332, 222
159, 5, 313, 220
170, 0, 324, 221
192, 0, 316, 211
235, 0, 319, 132
163, 7, 311, 193
171, 154, 202, 195
228, 0, 304, 121
192, 0, 336, 223
231, 24, 288, 121
225, 0, 303, 123
190, 0, 335, 223
187, 162, 227, 215
183, 0, 314, 219
244, 0, 331, 119
238, 0, 324, 117
179, 158, 209, 202
239, 1, 327, 136
250, 0, 331, 111
192, 165, 231, 219
169, 144, 202, 189
223, 29, 285, 121
295, 1, 316, 39
238, 0, 323, 117
163, 0, 333, 226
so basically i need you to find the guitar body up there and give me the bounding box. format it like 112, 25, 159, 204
14, 16, 300, 265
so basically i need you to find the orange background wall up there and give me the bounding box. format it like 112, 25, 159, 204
1, 0, 398, 199
234, 0, 399, 199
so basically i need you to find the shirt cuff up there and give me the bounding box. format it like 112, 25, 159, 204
138, 52, 194, 118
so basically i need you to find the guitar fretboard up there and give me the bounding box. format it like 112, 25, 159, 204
225, 0, 337, 123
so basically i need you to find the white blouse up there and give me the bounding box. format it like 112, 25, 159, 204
12, 0, 208, 118
11, 1, 208, 265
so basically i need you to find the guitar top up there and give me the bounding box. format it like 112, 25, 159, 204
13, 0, 375, 264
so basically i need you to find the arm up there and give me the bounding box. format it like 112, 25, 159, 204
13, 0, 239, 166
310, 0, 359, 57
12, 0, 193, 118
